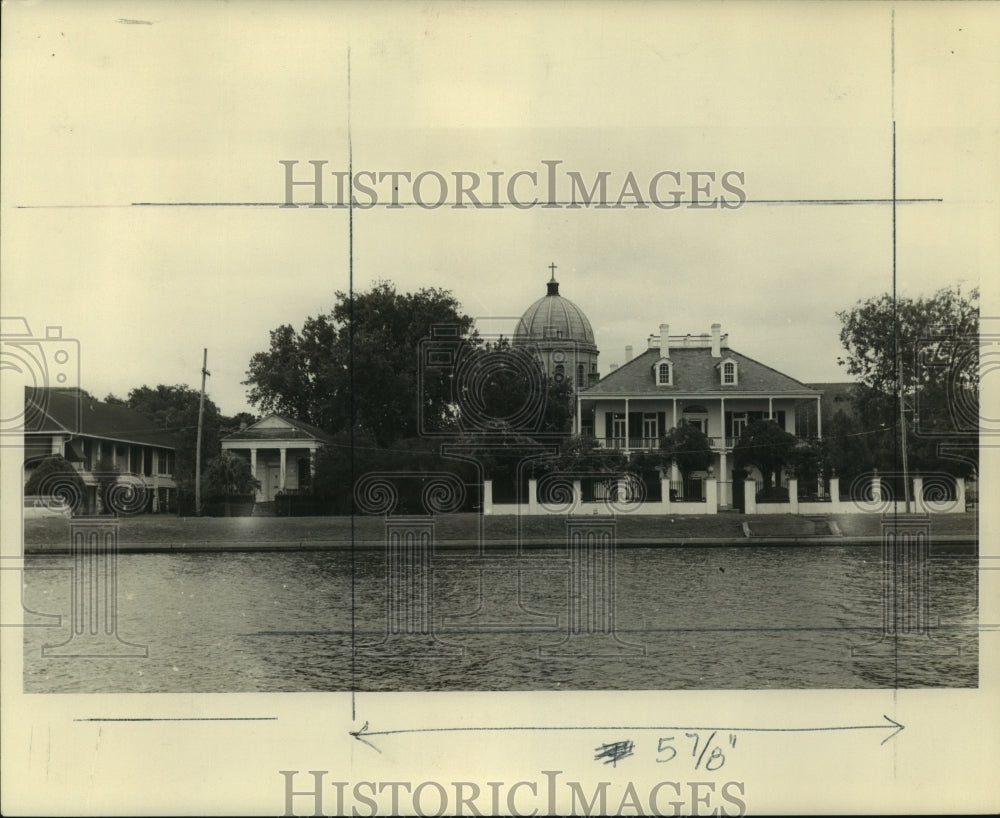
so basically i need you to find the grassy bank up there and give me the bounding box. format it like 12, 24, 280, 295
22, 511, 977, 549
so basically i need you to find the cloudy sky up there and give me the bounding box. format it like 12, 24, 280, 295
3, 1, 997, 416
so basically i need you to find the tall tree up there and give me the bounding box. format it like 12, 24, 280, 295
733, 419, 799, 490
244, 282, 474, 447
836, 285, 979, 475
124, 384, 222, 494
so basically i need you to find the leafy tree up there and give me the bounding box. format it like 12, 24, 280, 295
123, 384, 222, 493
733, 419, 798, 490
24, 455, 87, 513
202, 453, 260, 498
836, 285, 978, 476
659, 423, 714, 475
244, 282, 473, 447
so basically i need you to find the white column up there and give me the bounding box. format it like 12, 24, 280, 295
720, 396, 725, 447
768, 396, 773, 420
719, 451, 728, 507
309, 447, 316, 476
279, 447, 287, 491
482, 479, 493, 515
672, 398, 677, 430
575, 395, 582, 437
913, 476, 924, 514
744, 479, 757, 514
817, 396, 822, 439
624, 398, 630, 453
250, 448, 258, 495
788, 477, 799, 514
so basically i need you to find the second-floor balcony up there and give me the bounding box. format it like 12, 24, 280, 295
590, 435, 789, 452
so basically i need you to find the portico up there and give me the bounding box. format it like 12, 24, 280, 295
220, 415, 331, 502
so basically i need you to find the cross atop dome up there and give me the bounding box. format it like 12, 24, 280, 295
547, 262, 559, 296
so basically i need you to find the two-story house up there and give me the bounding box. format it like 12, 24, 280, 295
23, 387, 178, 513
575, 323, 822, 507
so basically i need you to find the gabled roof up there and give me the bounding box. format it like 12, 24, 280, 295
24, 388, 178, 448
582, 347, 819, 396
221, 413, 333, 443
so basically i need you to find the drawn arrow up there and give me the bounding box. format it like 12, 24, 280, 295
350, 714, 904, 753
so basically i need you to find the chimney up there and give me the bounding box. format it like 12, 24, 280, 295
659, 324, 669, 351
625, 345, 633, 363
711, 323, 721, 357
609, 363, 618, 372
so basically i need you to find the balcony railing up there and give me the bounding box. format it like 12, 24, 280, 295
591, 436, 737, 451
591, 435, 801, 451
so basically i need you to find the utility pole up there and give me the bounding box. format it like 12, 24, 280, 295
195, 348, 210, 516
898, 354, 910, 513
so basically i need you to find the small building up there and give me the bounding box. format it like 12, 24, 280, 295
220, 414, 331, 502
23, 387, 178, 513
575, 323, 822, 507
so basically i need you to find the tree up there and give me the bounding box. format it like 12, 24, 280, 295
733, 419, 798, 491
836, 285, 979, 476
244, 282, 473, 447
658, 423, 713, 475
24, 455, 87, 513
202, 453, 259, 498
123, 384, 222, 494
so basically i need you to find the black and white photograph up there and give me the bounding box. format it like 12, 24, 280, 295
2, 1, 998, 815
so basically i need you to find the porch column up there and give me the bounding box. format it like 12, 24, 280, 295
817, 396, 822, 439
279, 447, 287, 491
624, 398, 630, 453
768, 396, 773, 420
250, 448, 258, 497
719, 450, 728, 507
309, 447, 316, 476
575, 395, 582, 436
720, 396, 725, 447
672, 398, 677, 430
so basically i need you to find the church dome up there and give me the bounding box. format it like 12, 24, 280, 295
514, 271, 596, 348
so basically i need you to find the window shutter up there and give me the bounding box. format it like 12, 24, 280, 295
657, 412, 666, 438
604, 413, 613, 439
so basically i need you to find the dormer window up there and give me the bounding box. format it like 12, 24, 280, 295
654, 357, 672, 386
721, 358, 738, 386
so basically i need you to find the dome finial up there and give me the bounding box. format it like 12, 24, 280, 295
547, 262, 559, 295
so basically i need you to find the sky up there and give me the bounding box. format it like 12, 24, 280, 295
2, 1, 997, 418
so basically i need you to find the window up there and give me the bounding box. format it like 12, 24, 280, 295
576, 363, 585, 387
723, 361, 736, 384
655, 360, 672, 385
554, 363, 565, 382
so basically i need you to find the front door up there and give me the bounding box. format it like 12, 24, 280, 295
266, 466, 281, 501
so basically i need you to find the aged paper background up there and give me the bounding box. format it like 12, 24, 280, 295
2, 0, 998, 814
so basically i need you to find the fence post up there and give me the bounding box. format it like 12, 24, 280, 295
482, 479, 493, 515
705, 478, 718, 514
788, 477, 799, 515
527, 478, 539, 516
829, 476, 840, 513
912, 476, 924, 514
661, 473, 671, 513
744, 479, 757, 514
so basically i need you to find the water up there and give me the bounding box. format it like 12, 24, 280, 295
22, 545, 978, 692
